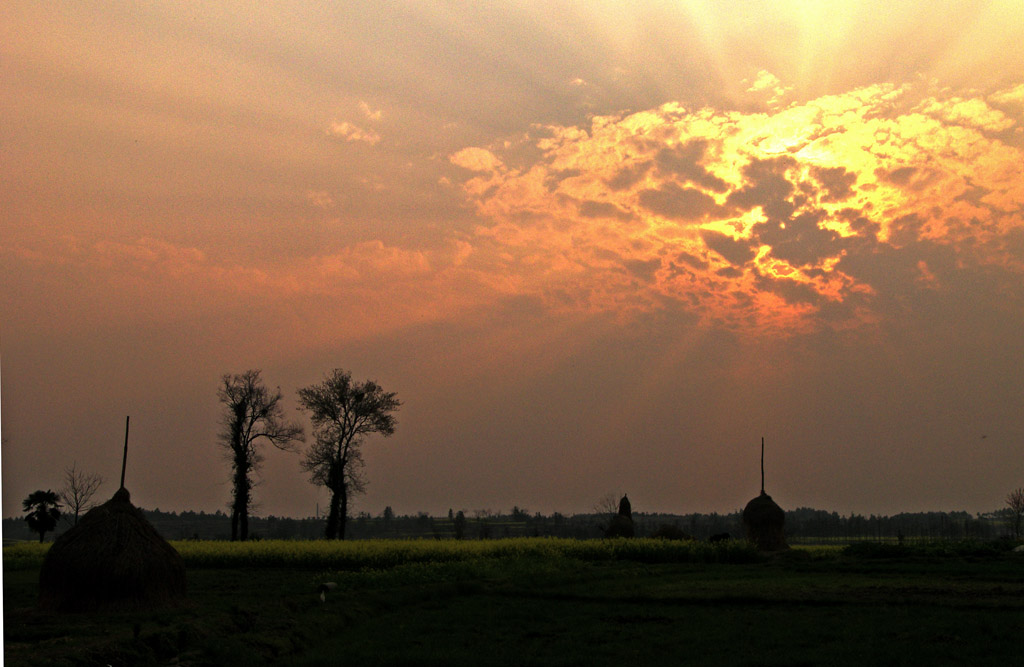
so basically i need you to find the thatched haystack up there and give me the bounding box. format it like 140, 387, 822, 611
742, 491, 788, 552
39, 487, 186, 612
605, 494, 635, 538
618, 494, 632, 519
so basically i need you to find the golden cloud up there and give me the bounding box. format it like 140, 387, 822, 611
327, 121, 381, 146
449, 147, 506, 173
450, 79, 1024, 334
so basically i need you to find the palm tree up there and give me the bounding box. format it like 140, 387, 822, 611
23, 490, 62, 543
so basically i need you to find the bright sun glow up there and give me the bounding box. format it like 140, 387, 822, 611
4, 2, 1024, 520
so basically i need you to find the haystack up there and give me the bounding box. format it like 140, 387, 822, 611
39, 487, 186, 612
742, 491, 788, 552
605, 494, 635, 538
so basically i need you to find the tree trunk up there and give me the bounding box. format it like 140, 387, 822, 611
338, 485, 349, 540
325, 490, 341, 539
38, 531, 45, 544
232, 450, 251, 541
230, 404, 247, 541
324, 481, 351, 540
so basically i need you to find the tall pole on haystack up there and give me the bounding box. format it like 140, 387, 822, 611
120, 416, 130, 490
757, 438, 765, 495
37, 412, 188, 611
742, 435, 787, 551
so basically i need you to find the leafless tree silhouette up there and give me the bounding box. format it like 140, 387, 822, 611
59, 462, 103, 526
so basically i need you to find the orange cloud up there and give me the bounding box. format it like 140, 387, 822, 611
449, 147, 506, 173
990, 83, 1024, 106
2, 234, 497, 352
327, 121, 381, 145
306, 190, 334, 209
359, 101, 383, 121
450, 79, 1024, 334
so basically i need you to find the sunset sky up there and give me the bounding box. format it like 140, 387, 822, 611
3, 1, 1024, 520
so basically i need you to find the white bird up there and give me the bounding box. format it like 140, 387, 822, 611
317, 581, 337, 602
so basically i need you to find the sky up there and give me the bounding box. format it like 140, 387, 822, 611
3, 1, 1024, 520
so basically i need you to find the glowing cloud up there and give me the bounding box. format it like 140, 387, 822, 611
328, 120, 382, 145
450, 78, 1024, 335
359, 100, 383, 121
745, 70, 792, 107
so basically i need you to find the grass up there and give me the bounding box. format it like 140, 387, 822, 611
5, 538, 1024, 666
1, 537, 763, 570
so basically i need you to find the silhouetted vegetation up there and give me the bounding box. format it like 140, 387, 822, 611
22, 490, 61, 543
297, 369, 400, 540
603, 494, 635, 538
651, 524, 693, 540
217, 370, 304, 541
1007, 487, 1024, 538
4, 504, 1021, 544
453, 509, 467, 539
842, 538, 1020, 559
58, 462, 103, 527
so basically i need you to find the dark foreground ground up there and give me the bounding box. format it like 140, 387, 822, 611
5, 548, 1024, 666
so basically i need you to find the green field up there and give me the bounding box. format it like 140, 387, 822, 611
4, 538, 1024, 666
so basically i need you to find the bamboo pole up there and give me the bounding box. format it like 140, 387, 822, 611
120, 416, 130, 489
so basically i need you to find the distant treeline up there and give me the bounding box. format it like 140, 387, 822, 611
3, 506, 1017, 543
784, 507, 1012, 542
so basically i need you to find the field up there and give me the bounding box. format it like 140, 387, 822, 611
4, 538, 1024, 666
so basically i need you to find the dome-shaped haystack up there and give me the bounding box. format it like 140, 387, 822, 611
742, 491, 788, 552
39, 487, 186, 612
618, 494, 632, 519
605, 494, 635, 538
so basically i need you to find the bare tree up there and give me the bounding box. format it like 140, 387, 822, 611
595, 492, 619, 514
593, 491, 620, 521
297, 369, 400, 539
594, 491, 634, 537
59, 462, 103, 526
1007, 487, 1024, 539
218, 370, 304, 541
